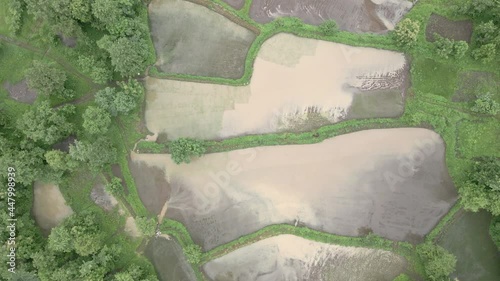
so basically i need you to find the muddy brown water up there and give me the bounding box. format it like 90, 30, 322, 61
132, 128, 457, 250
145, 34, 408, 140
145, 236, 197, 281
249, 0, 413, 33
204, 234, 408, 281
148, 0, 255, 78
32, 182, 73, 235
438, 211, 500, 281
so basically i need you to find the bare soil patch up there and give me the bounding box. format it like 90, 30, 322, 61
144, 236, 197, 281
3, 79, 38, 103
57, 33, 77, 48
204, 234, 408, 281
90, 180, 118, 211
32, 182, 73, 235
148, 0, 255, 78
133, 128, 457, 250
129, 152, 170, 215
145, 34, 408, 140
124, 216, 141, 238
52, 135, 76, 153
453, 71, 499, 102
249, 0, 413, 33
425, 13, 473, 42
221, 0, 244, 9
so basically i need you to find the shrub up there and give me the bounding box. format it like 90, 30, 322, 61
472, 43, 497, 63
393, 273, 412, 281
82, 106, 111, 135
471, 92, 500, 115
105, 177, 123, 196
393, 19, 420, 48
453, 40, 469, 58
319, 20, 339, 35
184, 244, 202, 264
169, 138, 206, 164
417, 242, 456, 281
135, 217, 156, 236
434, 33, 454, 59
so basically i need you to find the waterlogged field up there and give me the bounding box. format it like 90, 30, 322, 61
438, 211, 500, 281
132, 128, 457, 250
249, 0, 413, 32
32, 182, 73, 235
148, 0, 255, 78
145, 236, 197, 281
145, 34, 408, 139
203, 234, 408, 281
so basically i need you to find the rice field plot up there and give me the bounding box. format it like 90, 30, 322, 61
145, 34, 409, 140
203, 234, 409, 281
148, 0, 255, 78
425, 13, 473, 42
249, 0, 413, 33
131, 128, 457, 250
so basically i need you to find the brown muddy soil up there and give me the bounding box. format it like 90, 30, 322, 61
32, 182, 73, 235
128, 152, 170, 215
204, 234, 409, 281
90, 181, 118, 211
249, 0, 413, 33
145, 236, 197, 281
221, 0, 245, 9
425, 13, 473, 42
134, 128, 458, 250
148, 0, 255, 78
52, 135, 76, 152
57, 33, 77, 48
3, 79, 37, 103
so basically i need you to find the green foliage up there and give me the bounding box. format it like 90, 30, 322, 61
490, 216, 500, 250
77, 55, 112, 84
97, 36, 149, 76
393, 18, 420, 48
393, 273, 412, 281
471, 92, 500, 115
48, 212, 103, 256
6, 0, 23, 34
475, 21, 499, 45
184, 244, 202, 265
45, 150, 78, 171
105, 177, 124, 196
114, 264, 158, 281
17, 101, 74, 145
460, 157, 500, 215
453, 40, 469, 58
69, 137, 117, 171
434, 33, 469, 59
82, 106, 111, 135
319, 20, 339, 35
25, 61, 68, 97
169, 138, 206, 164
135, 217, 156, 237
417, 242, 456, 281
95, 80, 142, 116
472, 43, 497, 63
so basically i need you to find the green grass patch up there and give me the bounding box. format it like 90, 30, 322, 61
411, 57, 459, 99
457, 118, 500, 158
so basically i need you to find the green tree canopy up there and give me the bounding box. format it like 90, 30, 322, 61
25, 61, 67, 96
69, 137, 117, 171
490, 216, 500, 250
97, 36, 148, 76
95, 80, 143, 116
169, 138, 206, 164
393, 18, 420, 48
460, 157, 500, 215
417, 242, 456, 281
105, 177, 123, 196
82, 106, 111, 135
471, 92, 500, 115
114, 265, 158, 281
17, 101, 74, 145
135, 217, 156, 236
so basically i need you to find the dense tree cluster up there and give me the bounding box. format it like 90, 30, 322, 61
471, 92, 500, 115
20, 0, 150, 78
25, 61, 72, 98
69, 137, 117, 171
433, 33, 469, 59
95, 79, 143, 116
417, 242, 457, 281
460, 157, 500, 215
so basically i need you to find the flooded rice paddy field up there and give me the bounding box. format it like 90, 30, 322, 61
145, 236, 198, 281
148, 0, 255, 78
132, 128, 457, 250
438, 211, 500, 281
145, 34, 408, 140
203, 234, 408, 281
32, 182, 73, 235
249, 0, 413, 33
